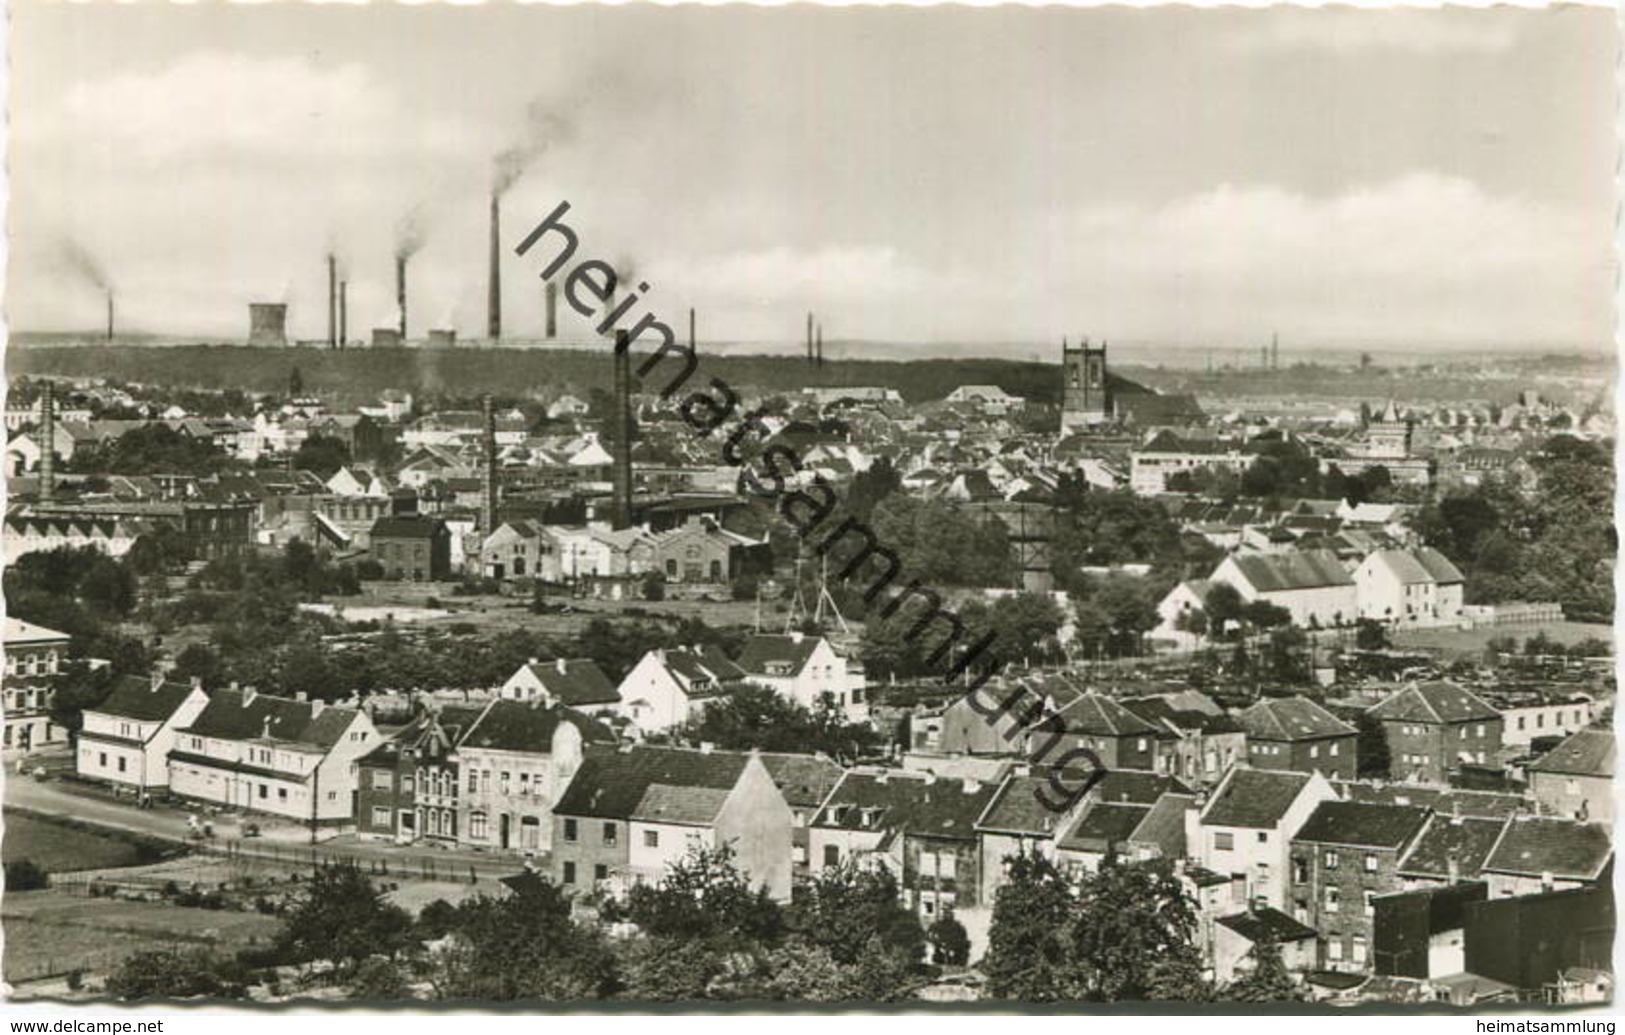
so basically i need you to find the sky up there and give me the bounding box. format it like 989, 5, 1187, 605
9, 3, 1618, 358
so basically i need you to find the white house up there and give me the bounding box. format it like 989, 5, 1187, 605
168, 687, 378, 828
1154, 578, 1219, 649
1210, 549, 1358, 629
1354, 547, 1466, 626
613, 646, 748, 735
734, 632, 869, 721
77, 675, 210, 792
498, 658, 622, 715
1187, 766, 1338, 911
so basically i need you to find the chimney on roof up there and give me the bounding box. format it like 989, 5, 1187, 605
240, 686, 254, 706
876, 769, 889, 785
151, 670, 164, 692
190, 676, 204, 692
963, 778, 982, 794
295, 691, 308, 703
556, 658, 568, 675
699, 741, 715, 754
312, 699, 326, 717
923, 772, 937, 786
261, 717, 273, 739
1446, 851, 1460, 885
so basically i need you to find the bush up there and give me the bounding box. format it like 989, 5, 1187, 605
67, 970, 84, 991
355, 560, 385, 581
5, 859, 50, 891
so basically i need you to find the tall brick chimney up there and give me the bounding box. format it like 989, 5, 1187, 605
612, 329, 634, 530
481, 394, 498, 534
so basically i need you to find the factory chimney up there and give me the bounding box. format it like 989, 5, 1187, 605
806, 312, 814, 364
338, 281, 348, 348
481, 394, 498, 534
545, 281, 558, 339
689, 307, 695, 353
612, 328, 634, 530
396, 255, 408, 340
38, 381, 56, 505
327, 254, 337, 349
106, 291, 114, 343
487, 192, 502, 340
816, 322, 824, 367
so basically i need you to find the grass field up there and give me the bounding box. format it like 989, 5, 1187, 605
1391, 621, 1612, 657
3, 810, 179, 874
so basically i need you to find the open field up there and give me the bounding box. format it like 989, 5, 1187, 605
3, 810, 181, 873
1391, 621, 1612, 658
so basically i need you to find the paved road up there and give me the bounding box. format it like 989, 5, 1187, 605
4, 771, 525, 883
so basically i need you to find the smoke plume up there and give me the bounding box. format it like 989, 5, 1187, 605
395, 206, 428, 262
492, 100, 579, 196
59, 239, 111, 291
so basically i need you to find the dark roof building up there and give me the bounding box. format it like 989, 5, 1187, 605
1293, 800, 1431, 850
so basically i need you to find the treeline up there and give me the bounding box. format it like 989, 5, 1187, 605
13, 344, 1063, 407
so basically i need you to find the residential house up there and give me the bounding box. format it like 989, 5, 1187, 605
758, 751, 846, 874
498, 658, 622, 716
353, 704, 486, 844
1500, 694, 1597, 748
369, 514, 452, 580
1044, 692, 1162, 772
551, 743, 794, 901
1213, 908, 1320, 986
1188, 766, 1339, 911
479, 520, 548, 580
1396, 813, 1509, 889
1368, 681, 1503, 785
809, 768, 1000, 926
1288, 800, 1431, 972
1236, 697, 1358, 779
613, 646, 748, 735
1354, 548, 1466, 626
1209, 550, 1358, 629
647, 516, 771, 588
1129, 432, 1252, 496
2, 513, 152, 565
76, 675, 209, 792
1479, 817, 1614, 898
3, 618, 73, 752
168, 688, 377, 827
1526, 727, 1614, 827
1154, 578, 1219, 649
735, 632, 868, 721
1122, 695, 1246, 786
451, 699, 615, 855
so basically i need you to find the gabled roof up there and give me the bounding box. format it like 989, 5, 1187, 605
1058, 802, 1152, 853
513, 658, 621, 707
178, 689, 357, 749
660, 646, 748, 690
811, 769, 998, 843
457, 699, 615, 754
757, 752, 845, 810
1481, 817, 1613, 881
2, 617, 72, 644
1055, 693, 1161, 738
975, 774, 1074, 836
357, 704, 487, 768
1368, 681, 1500, 725
1333, 782, 1529, 820
1528, 728, 1615, 779
1202, 768, 1313, 829
1413, 547, 1466, 584
554, 744, 754, 824
369, 514, 446, 540
1238, 697, 1356, 742
1292, 800, 1430, 850
87, 675, 201, 723
1228, 550, 1354, 592
1126, 791, 1195, 858
1398, 815, 1508, 881
735, 634, 824, 677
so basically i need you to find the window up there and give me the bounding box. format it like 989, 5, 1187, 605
1518, 716, 1526, 731
98, 752, 107, 768
1310, 745, 1319, 759
1364, 891, 1376, 917
372, 806, 392, 828
1215, 832, 1234, 852
372, 771, 393, 791
1325, 887, 1340, 913
258, 784, 268, 800
1330, 743, 1340, 756
824, 844, 840, 868
594, 864, 608, 881
1352, 936, 1368, 964
563, 861, 576, 885
1257, 831, 1268, 844
278, 788, 288, 802
1476, 723, 1486, 739
1327, 938, 1344, 961
470, 813, 488, 840
117, 756, 127, 773
1364, 853, 1378, 873
1293, 858, 1308, 884
1324, 850, 1339, 869
564, 818, 578, 843
644, 830, 660, 848
499, 771, 511, 795
402, 776, 415, 794
603, 822, 617, 846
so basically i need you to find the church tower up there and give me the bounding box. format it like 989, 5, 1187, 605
1061, 337, 1112, 431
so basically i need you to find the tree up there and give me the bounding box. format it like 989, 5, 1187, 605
1220, 939, 1304, 1002
292, 434, 351, 479
927, 909, 970, 966
1355, 710, 1391, 779
1354, 618, 1389, 651
5, 859, 49, 891
349, 956, 411, 999
680, 684, 879, 762
625, 843, 784, 947
1242, 599, 1292, 632
429, 880, 619, 1000
1204, 583, 1246, 638
1069, 858, 1201, 1001
982, 852, 1077, 1001
787, 859, 924, 968
276, 864, 413, 976
105, 949, 247, 1000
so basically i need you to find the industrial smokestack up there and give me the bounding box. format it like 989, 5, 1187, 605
327, 254, 337, 349
612, 329, 634, 531
481, 394, 498, 534
488, 192, 502, 340
816, 323, 824, 367
396, 255, 408, 339
38, 381, 56, 505
806, 312, 814, 364
338, 281, 348, 348
545, 281, 558, 339
106, 292, 114, 343
689, 307, 696, 353
248, 303, 289, 346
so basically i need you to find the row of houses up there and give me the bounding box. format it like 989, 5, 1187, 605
1156, 545, 1468, 645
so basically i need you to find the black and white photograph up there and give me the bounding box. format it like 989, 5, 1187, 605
0, 0, 1617, 1013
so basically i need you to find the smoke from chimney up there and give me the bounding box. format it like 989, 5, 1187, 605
396, 255, 408, 339
38, 381, 56, 505
612, 329, 634, 530
488, 192, 502, 340
545, 281, 558, 339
